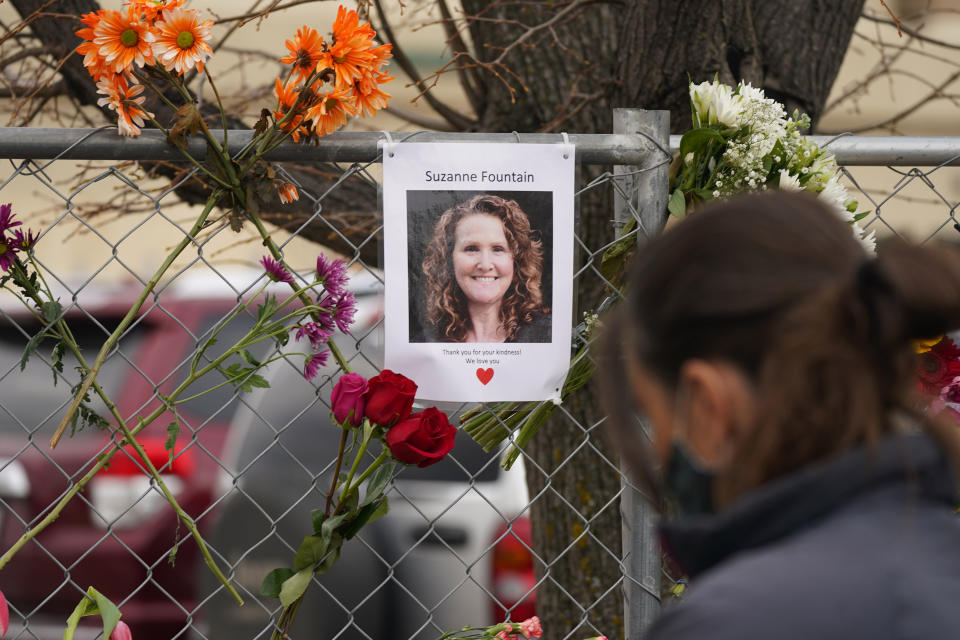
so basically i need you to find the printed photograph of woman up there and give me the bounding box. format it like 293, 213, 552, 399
408, 192, 552, 343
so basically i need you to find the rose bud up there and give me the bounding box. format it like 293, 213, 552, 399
363, 369, 417, 427
111, 620, 133, 640
331, 373, 368, 428
385, 407, 456, 468
0, 588, 8, 636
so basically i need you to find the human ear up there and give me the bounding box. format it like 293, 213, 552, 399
677, 360, 754, 469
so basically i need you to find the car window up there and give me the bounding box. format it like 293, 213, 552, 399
0, 314, 144, 434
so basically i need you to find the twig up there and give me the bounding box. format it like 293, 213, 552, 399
878, 0, 902, 37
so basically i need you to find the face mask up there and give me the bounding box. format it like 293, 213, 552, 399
663, 441, 716, 516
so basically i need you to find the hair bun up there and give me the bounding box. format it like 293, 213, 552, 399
862, 241, 960, 349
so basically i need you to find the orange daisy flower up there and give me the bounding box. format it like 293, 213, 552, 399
125, 0, 186, 23
331, 5, 374, 45
353, 69, 393, 117
273, 76, 319, 142
93, 9, 155, 74
275, 181, 299, 204
96, 75, 154, 137
323, 6, 377, 88
76, 12, 110, 80
280, 26, 326, 83
152, 7, 214, 75
306, 86, 358, 137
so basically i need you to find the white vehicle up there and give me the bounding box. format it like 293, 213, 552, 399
199, 292, 534, 640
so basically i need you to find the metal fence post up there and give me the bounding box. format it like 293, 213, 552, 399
614, 108, 670, 640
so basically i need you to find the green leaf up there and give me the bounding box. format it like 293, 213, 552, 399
342, 498, 389, 540
362, 461, 396, 506
678, 127, 725, 160
279, 567, 313, 608
20, 334, 42, 371
239, 349, 261, 367
294, 534, 329, 571
311, 509, 326, 535
41, 300, 62, 323
63, 587, 122, 640
257, 295, 278, 323
314, 533, 342, 575
164, 421, 180, 467
668, 188, 687, 219
246, 374, 270, 390
260, 568, 296, 598
852, 210, 872, 222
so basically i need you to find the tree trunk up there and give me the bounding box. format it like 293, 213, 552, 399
453, 2, 865, 638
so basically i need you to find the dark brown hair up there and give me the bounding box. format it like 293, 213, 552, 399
601, 191, 960, 508
422, 194, 548, 342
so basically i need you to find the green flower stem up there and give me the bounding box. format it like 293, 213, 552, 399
338, 420, 374, 505
11, 198, 245, 604
173, 354, 287, 405
111, 417, 244, 605
324, 427, 351, 518
50, 191, 221, 448
341, 448, 390, 504
203, 67, 229, 148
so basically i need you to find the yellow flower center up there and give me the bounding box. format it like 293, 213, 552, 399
0, 243, 7, 256
121, 28, 139, 47
333, 55, 346, 64
176, 30, 195, 49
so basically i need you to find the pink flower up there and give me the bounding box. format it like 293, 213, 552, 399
333, 291, 357, 333
260, 255, 294, 285
518, 617, 542, 639
304, 350, 329, 381
495, 631, 517, 640
316, 254, 348, 297
294, 322, 331, 349
110, 620, 133, 640
0, 588, 8, 636
331, 373, 368, 428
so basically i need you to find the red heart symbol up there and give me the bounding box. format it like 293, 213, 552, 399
476, 368, 494, 385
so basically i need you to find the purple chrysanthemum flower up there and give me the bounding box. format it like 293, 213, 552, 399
316, 294, 338, 332
260, 255, 294, 285
333, 292, 357, 333
0, 204, 21, 236
303, 350, 329, 381
0, 236, 19, 272
316, 254, 348, 297
294, 322, 332, 349
11, 228, 37, 252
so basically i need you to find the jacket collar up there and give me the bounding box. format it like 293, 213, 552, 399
659, 433, 958, 578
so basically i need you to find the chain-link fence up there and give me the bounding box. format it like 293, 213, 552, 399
0, 116, 958, 640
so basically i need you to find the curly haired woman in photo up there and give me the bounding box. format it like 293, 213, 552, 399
419, 194, 551, 343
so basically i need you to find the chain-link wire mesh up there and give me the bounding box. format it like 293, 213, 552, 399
0, 126, 958, 640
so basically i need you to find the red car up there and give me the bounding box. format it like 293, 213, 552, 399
0, 270, 382, 639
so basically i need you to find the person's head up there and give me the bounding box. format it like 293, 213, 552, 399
422, 194, 546, 341
601, 191, 960, 512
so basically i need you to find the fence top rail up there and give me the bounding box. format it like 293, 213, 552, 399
1, 128, 959, 166
0, 128, 661, 165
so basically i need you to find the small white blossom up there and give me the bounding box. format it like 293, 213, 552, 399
684, 152, 694, 166
778, 169, 803, 191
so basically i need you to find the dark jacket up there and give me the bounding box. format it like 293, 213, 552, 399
650, 432, 960, 640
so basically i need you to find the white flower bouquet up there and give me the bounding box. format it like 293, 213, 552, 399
672, 79, 876, 252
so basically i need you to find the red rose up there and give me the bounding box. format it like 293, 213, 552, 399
385, 407, 456, 468
363, 369, 417, 427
